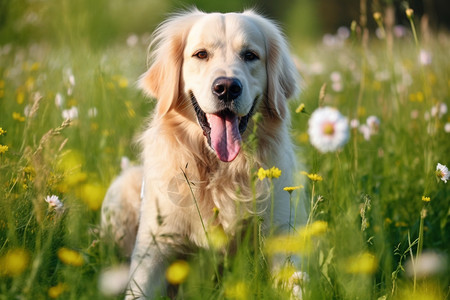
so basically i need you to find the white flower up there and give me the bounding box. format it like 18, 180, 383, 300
126, 34, 139, 47
405, 251, 447, 278
98, 265, 129, 296
308, 106, 349, 153
431, 102, 447, 118
45, 195, 64, 214
444, 123, 450, 133
55, 93, 63, 108
88, 107, 98, 118
366, 115, 380, 134
359, 124, 371, 141
350, 119, 360, 129
419, 49, 432, 66
62, 107, 78, 120
436, 163, 449, 183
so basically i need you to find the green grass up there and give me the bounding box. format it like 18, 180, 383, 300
0, 3, 449, 300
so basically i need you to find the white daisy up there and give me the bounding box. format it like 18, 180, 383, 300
62, 106, 78, 120
308, 106, 349, 153
45, 195, 64, 214
436, 163, 449, 183
366, 115, 380, 134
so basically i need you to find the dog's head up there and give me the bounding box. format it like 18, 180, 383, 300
140, 9, 299, 162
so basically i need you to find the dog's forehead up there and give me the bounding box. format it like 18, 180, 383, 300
186, 13, 265, 51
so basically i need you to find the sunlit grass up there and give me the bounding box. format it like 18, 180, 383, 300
0, 4, 449, 300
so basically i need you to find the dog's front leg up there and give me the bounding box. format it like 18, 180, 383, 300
125, 224, 171, 299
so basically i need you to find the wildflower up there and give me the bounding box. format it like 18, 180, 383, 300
0, 128, 6, 135
55, 93, 63, 108
295, 103, 306, 113
406, 8, 414, 18
209, 225, 228, 249
419, 49, 432, 66
283, 186, 303, 193
301, 171, 323, 182
436, 163, 449, 183
350, 119, 359, 129
302, 220, 328, 237
62, 107, 78, 120
57, 248, 84, 266
404, 251, 447, 278
78, 183, 106, 210
0, 248, 30, 276
373, 12, 382, 22
118, 78, 129, 88
126, 34, 139, 47
257, 167, 282, 180
0, 145, 8, 154
98, 265, 129, 296
165, 260, 189, 285
45, 195, 64, 214
431, 102, 447, 118
225, 281, 249, 300
308, 106, 349, 153
345, 252, 378, 274
366, 115, 380, 133
48, 283, 68, 299
444, 123, 450, 133
265, 235, 310, 255
12, 112, 25, 122
87, 107, 98, 118
422, 196, 430, 202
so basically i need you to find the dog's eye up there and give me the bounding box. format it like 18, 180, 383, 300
243, 51, 259, 62
193, 50, 208, 60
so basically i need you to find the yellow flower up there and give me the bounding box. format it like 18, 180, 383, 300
118, 78, 129, 88
301, 171, 323, 182
78, 183, 106, 211
257, 167, 267, 180
0, 145, 8, 154
57, 248, 84, 266
295, 103, 306, 113
225, 281, 249, 300
0, 127, 6, 135
165, 260, 189, 285
406, 8, 414, 18
257, 167, 282, 180
209, 225, 228, 249
422, 196, 430, 202
302, 220, 328, 237
265, 234, 312, 255
269, 166, 282, 179
16, 90, 25, 104
12, 112, 25, 122
373, 12, 382, 22
48, 283, 68, 298
345, 252, 377, 275
283, 186, 303, 193
0, 248, 30, 276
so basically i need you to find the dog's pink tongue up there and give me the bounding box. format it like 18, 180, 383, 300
206, 112, 241, 162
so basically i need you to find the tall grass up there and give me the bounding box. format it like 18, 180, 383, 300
0, 3, 449, 300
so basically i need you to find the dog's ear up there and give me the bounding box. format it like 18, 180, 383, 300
245, 11, 300, 120
139, 10, 203, 117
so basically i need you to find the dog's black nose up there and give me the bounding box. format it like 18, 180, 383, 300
212, 77, 242, 101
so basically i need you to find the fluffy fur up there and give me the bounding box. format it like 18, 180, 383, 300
101, 9, 304, 299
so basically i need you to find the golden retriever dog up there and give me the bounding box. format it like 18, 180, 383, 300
101, 8, 305, 299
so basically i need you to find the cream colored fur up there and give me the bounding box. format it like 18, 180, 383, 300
101, 9, 305, 299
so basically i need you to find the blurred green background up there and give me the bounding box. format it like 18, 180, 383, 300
1, 0, 450, 48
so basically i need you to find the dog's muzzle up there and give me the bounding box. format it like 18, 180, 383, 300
190, 91, 257, 163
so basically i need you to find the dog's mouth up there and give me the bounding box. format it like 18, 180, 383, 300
190, 92, 256, 162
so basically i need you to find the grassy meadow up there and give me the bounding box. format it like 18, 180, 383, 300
0, 2, 449, 300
